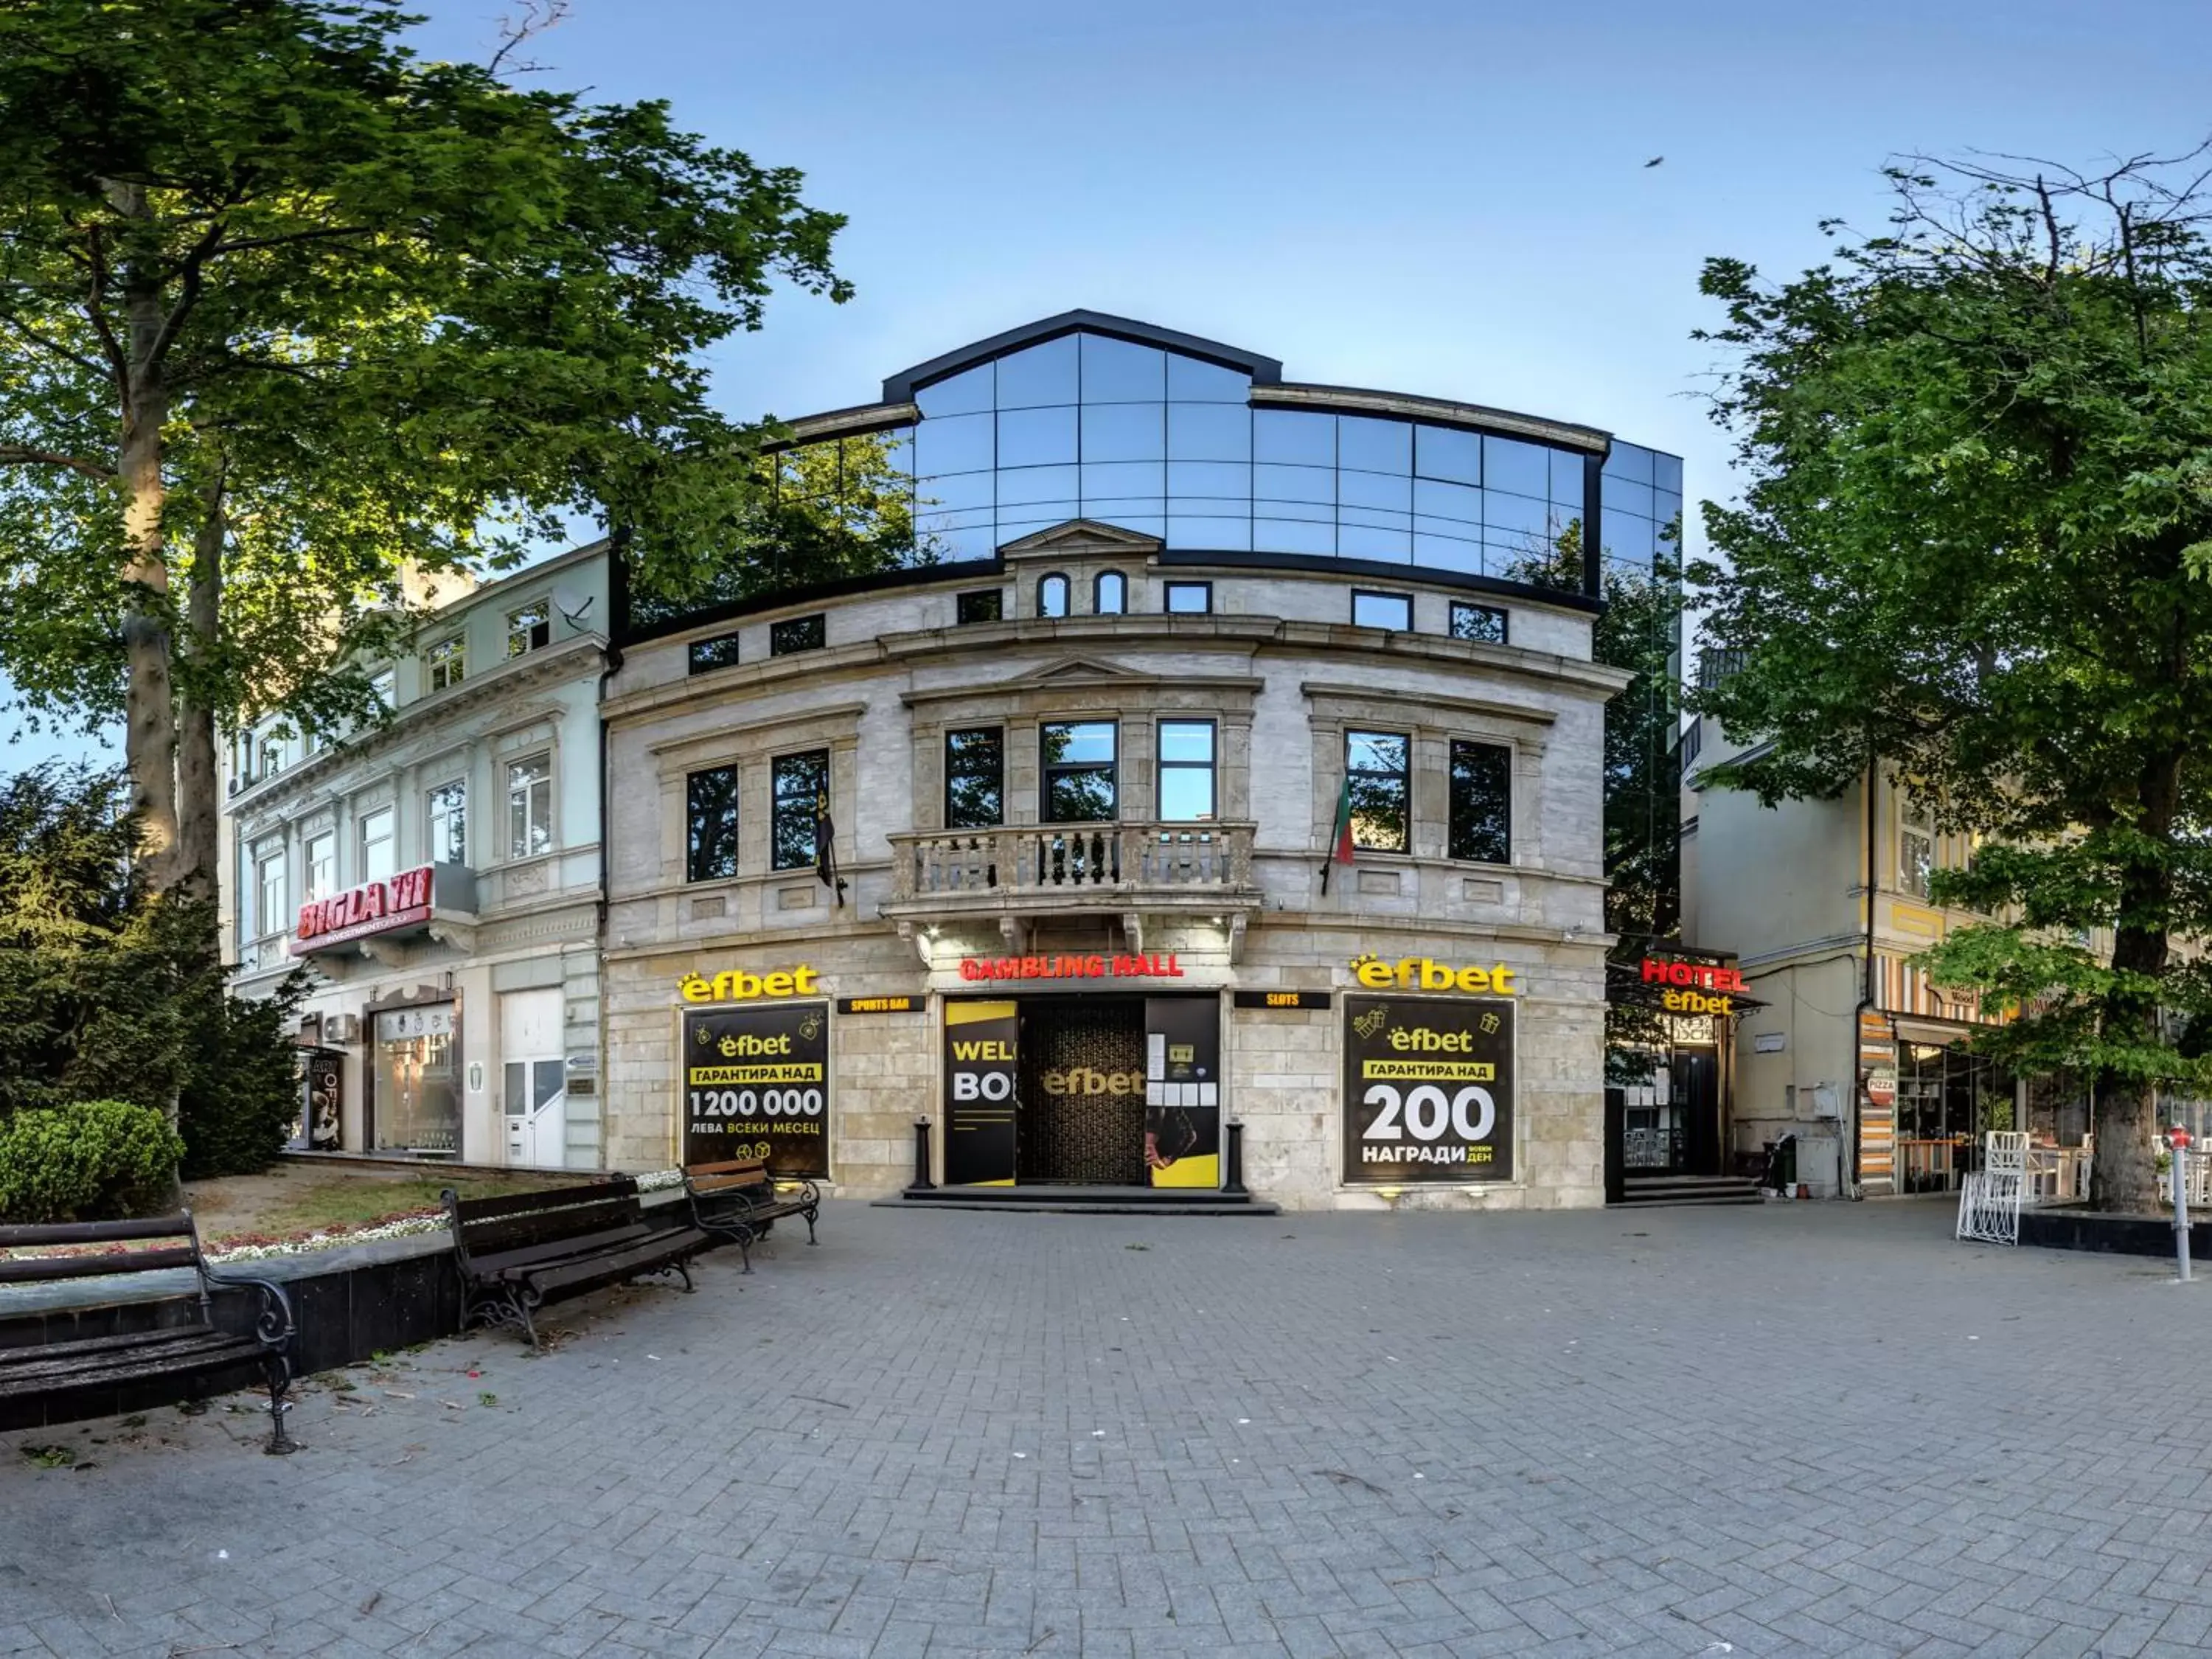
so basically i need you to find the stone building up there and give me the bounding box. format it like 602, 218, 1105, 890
599, 313, 1677, 1209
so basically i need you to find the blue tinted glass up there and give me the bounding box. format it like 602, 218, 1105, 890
914, 470, 992, 512
1413, 532, 1484, 574
1605, 476, 1654, 521
1095, 571, 1127, 613
1253, 462, 1334, 505
1414, 425, 1481, 485
1167, 355, 1251, 401
1044, 721, 1113, 762
916, 365, 991, 417
998, 406, 1077, 468
1164, 582, 1212, 613
1253, 409, 1335, 465
1000, 513, 1077, 545
996, 338, 1079, 408
1158, 720, 1214, 762
872, 428, 917, 478
1601, 511, 1656, 565
1347, 731, 1406, 773
1339, 504, 1412, 533
1353, 591, 1412, 630
1166, 515, 1250, 551
1652, 450, 1683, 494
998, 465, 1079, 507
1098, 512, 1165, 540
916, 507, 995, 540
1338, 416, 1411, 474
1484, 437, 1550, 500
938, 524, 996, 561
1158, 767, 1214, 822
1338, 523, 1413, 561
1604, 441, 1654, 485
1256, 516, 1335, 554
1339, 469, 1411, 512
1551, 448, 1585, 505
1168, 403, 1250, 462
1654, 489, 1683, 532
1484, 490, 1550, 539
1080, 333, 1166, 402
1167, 460, 1249, 502
914, 413, 992, 475
1083, 461, 1164, 503
1413, 477, 1481, 525
1081, 401, 1164, 462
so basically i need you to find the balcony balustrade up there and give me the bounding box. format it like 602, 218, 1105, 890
885, 820, 1259, 917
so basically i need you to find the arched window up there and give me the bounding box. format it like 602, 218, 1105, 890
1038, 573, 1070, 619
1093, 571, 1127, 615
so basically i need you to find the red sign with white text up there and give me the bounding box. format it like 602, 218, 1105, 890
292, 866, 435, 954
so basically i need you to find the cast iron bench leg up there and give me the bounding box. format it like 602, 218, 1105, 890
263, 1350, 298, 1456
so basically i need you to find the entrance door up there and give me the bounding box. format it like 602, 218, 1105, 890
500, 988, 567, 1169
1018, 997, 1147, 1184
1673, 1048, 1720, 1177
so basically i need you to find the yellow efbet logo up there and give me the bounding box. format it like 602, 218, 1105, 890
1350, 954, 1517, 995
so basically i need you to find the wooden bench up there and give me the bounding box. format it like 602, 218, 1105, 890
684, 1158, 821, 1273
0, 1211, 298, 1453
442, 1178, 708, 1349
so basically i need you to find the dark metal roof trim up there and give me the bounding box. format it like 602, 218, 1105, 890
881, 310, 1284, 402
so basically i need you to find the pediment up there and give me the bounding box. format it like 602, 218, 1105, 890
1012, 653, 1147, 684
998, 518, 1164, 557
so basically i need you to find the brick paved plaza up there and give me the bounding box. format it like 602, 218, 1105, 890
5, 1200, 2211, 1659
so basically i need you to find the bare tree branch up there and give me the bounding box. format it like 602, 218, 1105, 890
487, 0, 571, 75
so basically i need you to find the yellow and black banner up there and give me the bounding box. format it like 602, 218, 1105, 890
943, 1000, 1017, 1185
683, 1000, 830, 1178
1342, 995, 1514, 1183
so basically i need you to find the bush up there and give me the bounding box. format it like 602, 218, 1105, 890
178, 978, 307, 1180
0, 1099, 184, 1223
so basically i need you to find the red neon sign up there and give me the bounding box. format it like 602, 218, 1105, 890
293, 866, 435, 953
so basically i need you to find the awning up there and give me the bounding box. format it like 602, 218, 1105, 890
1891, 1016, 1975, 1047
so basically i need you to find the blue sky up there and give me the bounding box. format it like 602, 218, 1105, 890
7, 0, 2208, 764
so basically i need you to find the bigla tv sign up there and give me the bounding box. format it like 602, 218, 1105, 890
1641, 955, 1744, 1016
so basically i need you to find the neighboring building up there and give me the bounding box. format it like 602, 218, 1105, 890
220, 543, 611, 1169
599, 311, 1677, 1210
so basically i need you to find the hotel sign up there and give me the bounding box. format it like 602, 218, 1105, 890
1640, 955, 1743, 1017
292, 865, 437, 954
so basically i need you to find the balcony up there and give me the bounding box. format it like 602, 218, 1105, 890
884, 821, 1261, 935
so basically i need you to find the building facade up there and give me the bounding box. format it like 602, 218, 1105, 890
599, 313, 1677, 1209
220, 544, 611, 1169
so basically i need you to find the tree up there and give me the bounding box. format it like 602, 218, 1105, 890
0, 0, 852, 896
1691, 147, 2212, 1211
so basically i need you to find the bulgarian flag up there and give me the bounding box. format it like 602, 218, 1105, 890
1320, 776, 1357, 893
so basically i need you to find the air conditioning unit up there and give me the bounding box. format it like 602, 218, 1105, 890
324, 1014, 361, 1045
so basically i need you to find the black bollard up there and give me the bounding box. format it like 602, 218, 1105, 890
908, 1117, 936, 1192
1222, 1119, 1248, 1197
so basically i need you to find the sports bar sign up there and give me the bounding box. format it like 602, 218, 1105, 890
292, 865, 437, 954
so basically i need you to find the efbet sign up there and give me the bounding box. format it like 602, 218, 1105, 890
1350, 956, 1519, 995
679, 966, 821, 1004
1639, 955, 1743, 1016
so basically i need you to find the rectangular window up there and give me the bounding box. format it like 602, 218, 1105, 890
507, 755, 552, 859
507, 602, 551, 658
369, 668, 395, 709
1450, 601, 1508, 644
688, 633, 741, 673
1352, 590, 1412, 631
1157, 720, 1217, 821
945, 728, 1004, 830
257, 848, 287, 936
771, 751, 829, 870
770, 614, 826, 656
1345, 731, 1410, 852
359, 805, 396, 883
1900, 826, 1933, 900
956, 589, 1004, 625
426, 637, 465, 692
258, 731, 285, 778
1041, 720, 1118, 822
686, 765, 740, 882
1164, 580, 1212, 615
1448, 740, 1512, 863
305, 831, 335, 902
427, 781, 467, 866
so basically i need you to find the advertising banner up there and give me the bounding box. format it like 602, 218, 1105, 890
1342, 995, 1514, 1183
1144, 997, 1220, 1188
682, 1001, 830, 1178
943, 1000, 1018, 1185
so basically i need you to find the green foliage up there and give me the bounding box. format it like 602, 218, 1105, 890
0, 1099, 184, 1223
1691, 148, 2212, 1208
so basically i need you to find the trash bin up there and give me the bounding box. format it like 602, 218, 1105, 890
1763, 1134, 1797, 1192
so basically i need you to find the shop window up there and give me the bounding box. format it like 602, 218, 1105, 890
1448, 740, 1512, 863
304, 830, 335, 902
1037, 573, 1071, 619
507, 754, 552, 859
1157, 720, 1217, 821
1345, 730, 1409, 852
956, 588, 1004, 625
1352, 589, 1412, 631
1041, 720, 1118, 822
945, 728, 1004, 829
1450, 601, 1508, 644
1164, 580, 1212, 615
686, 764, 740, 882
771, 750, 828, 870
255, 845, 288, 938
770, 613, 826, 656
359, 804, 396, 883
373, 1004, 458, 1155
507, 601, 551, 658
426, 637, 465, 692
688, 633, 741, 672
428, 781, 466, 866
1094, 571, 1127, 615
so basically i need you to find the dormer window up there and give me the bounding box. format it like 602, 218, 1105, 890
1038, 573, 1071, 619
1094, 571, 1127, 615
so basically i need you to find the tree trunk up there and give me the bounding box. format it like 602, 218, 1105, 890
2090, 1069, 2159, 1212
2089, 748, 2181, 1212
175, 470, 226, 902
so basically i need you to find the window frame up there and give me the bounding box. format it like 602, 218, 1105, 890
687, 633, 742, 673
944, 726, 1006, 830
770, 749, 830, 872
506, 602, 551, 658
1447, 738, 1513, 865
358, 804, 397, 884
1343, 729, 1411, 854
426, 779, 467, 866
368, 668, 396, 709
506, 753, 554, 861
1449, 600, 1509, 644
1037, 572, 1071, 619
685, 763, 741, 883
1039, 719, 1120, 824
1163, 580, 1213, 616
254, 845, 288, 939
1093, 570, 1128, 615
1156, 718, 1218, 822
1351, 588, 1413, 631
769, 613, 827, 656
304, 830, 336, 902
956, 588, 1004, 625
425, 636, 465, 692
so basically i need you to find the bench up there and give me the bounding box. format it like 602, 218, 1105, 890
442, 1178, 708, 1349
0, 1211, 298, 1453
684, 1158, 821, 1273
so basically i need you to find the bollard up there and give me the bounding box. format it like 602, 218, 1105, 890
1222, 1119, 1248, 1197
908, 1117, 936, 1193
2175, 1147, 2192, 1284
